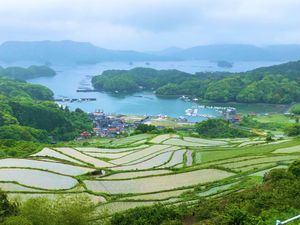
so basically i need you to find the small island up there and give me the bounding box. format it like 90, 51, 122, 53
217, 60, 233, 68
0, 65, 56, 80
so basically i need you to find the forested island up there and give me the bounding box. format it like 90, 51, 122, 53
92, 60, 300, 104
0, 65, 56, 80
217, 60, 233, 68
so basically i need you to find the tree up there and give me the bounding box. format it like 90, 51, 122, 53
290, 104, 300, 115
0, 192, 18, 222
265, 132, 274, 142
263, 168, 293, 182
53, 196, 95, 225
135, 124, 157, 133
195, 119, 253, 138
285, 124, 300, 136
288, 160, 300, 177
110, 204, 182, 225
7, 195, 99, 225
0, 125, 49, 142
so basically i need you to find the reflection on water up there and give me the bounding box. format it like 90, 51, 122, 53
17, 60, 288, 121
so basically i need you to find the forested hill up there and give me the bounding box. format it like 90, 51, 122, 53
0, 65, 56, 80
92, 60, 300, 104
0, 77, 93, 154
251, 60, 300, 82
92, 68, 192, 93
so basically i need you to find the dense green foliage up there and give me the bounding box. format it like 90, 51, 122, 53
134, 124, 158, 133
195, 118, 254, 138
290, 103, 300, 115
0, 193, 18, 222
190, 161, 300, 225
285, 124, 300, 136
134, 124, 175, 135
0, 78, 93, 145
110, 204, 183, 225
0, 196, 101, 225
92, 68, 192, 94
0, 125, 49, 142
0, 65, 56, 80
0, 139, 44, 158
0, 77, 53, 100
0, 97, 93, 142
92, 61, 300, 103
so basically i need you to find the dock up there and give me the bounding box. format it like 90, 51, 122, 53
54, 98, 97, 102
76, 89, 98, 92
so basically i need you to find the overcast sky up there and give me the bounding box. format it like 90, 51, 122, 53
0, 0, 300, 50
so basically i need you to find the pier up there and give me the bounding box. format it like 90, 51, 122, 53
54, 98, 96, 102
76, 89, 98, 92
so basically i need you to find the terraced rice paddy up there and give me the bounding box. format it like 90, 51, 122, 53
76, 145, 148, 153
101, 170, 171, 180
159, 150, 186, 168
234, 162, 278, 172
150, 134, 179, 144
97, 201, 156, 214
163, 138, 205, 147
123, 188, 192, 200
0, 158, 93, 176
83, 151, 132, 159
249, 165, 288, 177
84, 169, 234, 194
110, 145, 171, 165
0, 182, 46, 192
273, 145, 300, 153
238, 140, 265, 147
0, 168, 77, 190
123, 146, 180, 165
112, 151, 174, 170
1, 134, 300, 214
221, 155, 298, 169
183, 137, 227, 146
55, 148, 113, 167
32, 148, 86, 165
198, 182, 239, 197
186, 150, 193, 166
109, 134, 153, 146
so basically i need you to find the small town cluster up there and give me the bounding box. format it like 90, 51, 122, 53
78, 111, 146, 139
77, 106, 240, 140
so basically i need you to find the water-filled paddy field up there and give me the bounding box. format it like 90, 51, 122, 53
1, 133, 300, 214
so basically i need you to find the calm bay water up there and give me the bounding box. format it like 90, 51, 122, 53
24, 60, 289, 121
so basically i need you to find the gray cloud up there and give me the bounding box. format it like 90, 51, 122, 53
0, 0, 299, 50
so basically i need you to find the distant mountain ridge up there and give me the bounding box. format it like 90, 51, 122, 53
0, 40, 167, 65
156, 44, 300, 61
1, 40, 300, 64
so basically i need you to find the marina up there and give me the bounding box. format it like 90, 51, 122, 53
184, 105, 236, 119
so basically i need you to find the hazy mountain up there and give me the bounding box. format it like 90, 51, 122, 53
1, 41, 300, 64
0, 40, 168, 65
180, 44, 272, 61
155, 44, 300, 61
